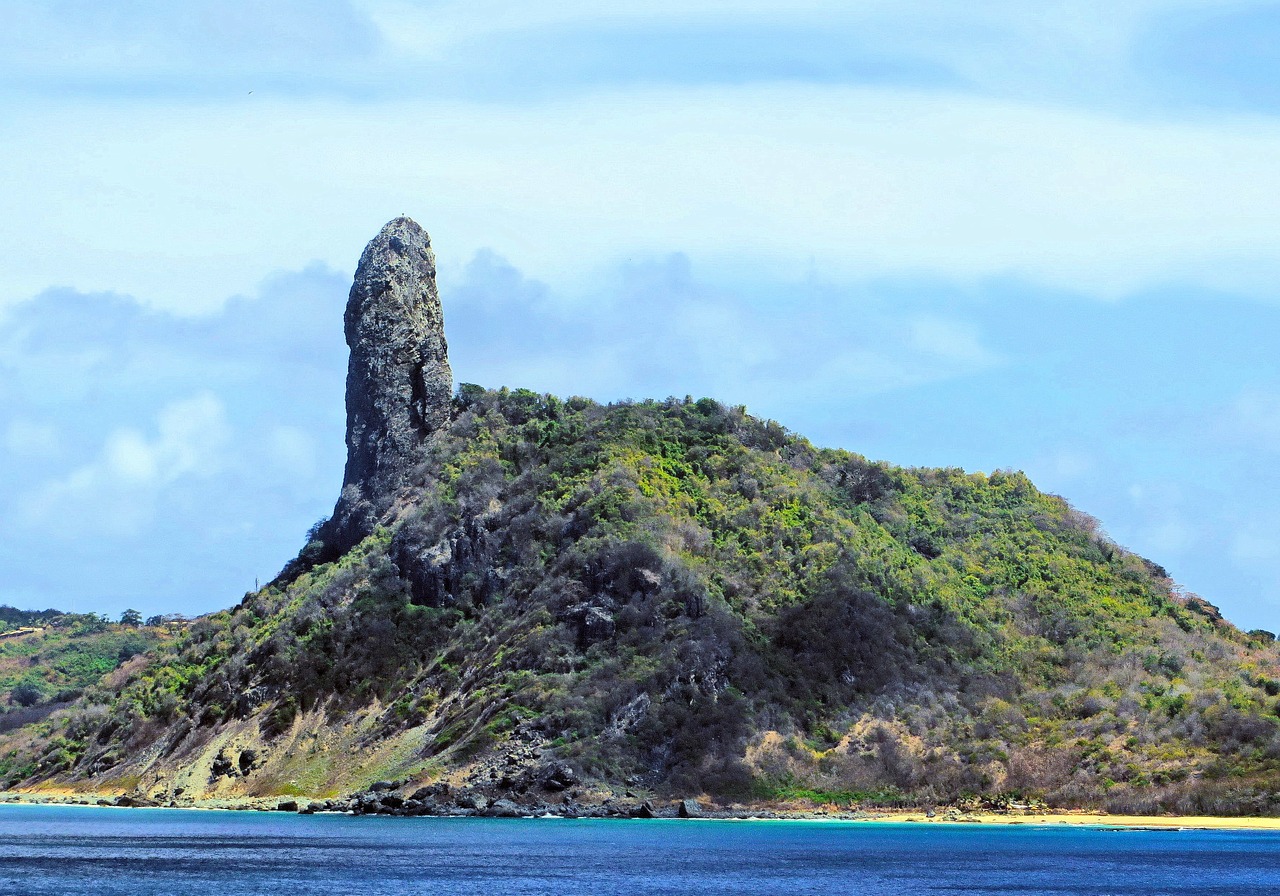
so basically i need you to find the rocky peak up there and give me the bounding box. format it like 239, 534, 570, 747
324, 217, 453, 554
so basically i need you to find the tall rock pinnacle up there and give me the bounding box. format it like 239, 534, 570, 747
324, 217, 453, 553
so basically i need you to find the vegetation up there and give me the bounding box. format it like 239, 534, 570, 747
0, 609, 173, 746
2, 388, 1278, 813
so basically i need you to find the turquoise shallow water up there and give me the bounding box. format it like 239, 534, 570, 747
0, 804, 1278, 895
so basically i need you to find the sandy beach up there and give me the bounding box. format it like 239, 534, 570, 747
861, 810, 1280, 831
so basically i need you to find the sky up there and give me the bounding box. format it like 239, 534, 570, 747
1, 1, 1279, 630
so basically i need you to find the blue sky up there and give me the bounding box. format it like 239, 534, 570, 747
2, 1, 1280, 630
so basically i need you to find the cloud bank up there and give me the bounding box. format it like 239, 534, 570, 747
0, 268, 349, 615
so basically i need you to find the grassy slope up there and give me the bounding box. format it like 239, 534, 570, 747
4, 388, 1279, 813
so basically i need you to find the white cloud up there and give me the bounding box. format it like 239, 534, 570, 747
358, 0, 1172, 65
0, 272, 347, 615
103, 430, 159, 484
8, 83, 1280, 314
16, 392, 230, 536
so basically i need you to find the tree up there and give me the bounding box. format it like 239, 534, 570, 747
454, 382, 486, 410
11, 682, 43, 707
119, 609, 143, 627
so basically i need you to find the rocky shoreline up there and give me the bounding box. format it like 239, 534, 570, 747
0, 786, 888, 821
6, 789, 1280, 830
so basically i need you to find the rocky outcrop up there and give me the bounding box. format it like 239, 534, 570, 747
678, 798, 703, 818
322, 217, 453, 555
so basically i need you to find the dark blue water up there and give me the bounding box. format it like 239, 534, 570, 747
0, 805, 1277, 895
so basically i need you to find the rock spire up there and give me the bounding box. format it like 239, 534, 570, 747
323, 217, 453, 554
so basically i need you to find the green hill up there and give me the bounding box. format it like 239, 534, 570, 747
3, 217, 1276, 817
0, 609, 173, 762
4, 388, 1277, 814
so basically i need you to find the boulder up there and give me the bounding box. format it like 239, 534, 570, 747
558, 604, 617, 646
237, 750, 258, 775
457, 793, 488, 811
677, 798, 703, 818
487, 799, 521, 818
409, 782, 451, 801
538, 762, 578, 792
210, 752, 233, 779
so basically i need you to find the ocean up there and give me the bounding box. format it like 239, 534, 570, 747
0, 804, 1277, 895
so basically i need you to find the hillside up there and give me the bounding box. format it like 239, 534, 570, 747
0, 610, 173, 742
2, 218, 1278, 817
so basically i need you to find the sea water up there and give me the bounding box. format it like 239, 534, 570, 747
0, 804, 1277, 895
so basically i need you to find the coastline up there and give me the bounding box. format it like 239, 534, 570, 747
2, 792, 1279, 831
861, 810, 1280, 831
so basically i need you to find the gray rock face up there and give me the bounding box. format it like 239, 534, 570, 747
677, 798, 703, 818
325, 217, 452, 553
486, 798, 522, 818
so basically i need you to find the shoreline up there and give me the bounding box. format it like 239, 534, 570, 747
861, 811, 1280, 831
2, 793, 1279, 831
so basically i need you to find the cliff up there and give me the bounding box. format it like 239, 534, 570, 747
321, 217, 453, 556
